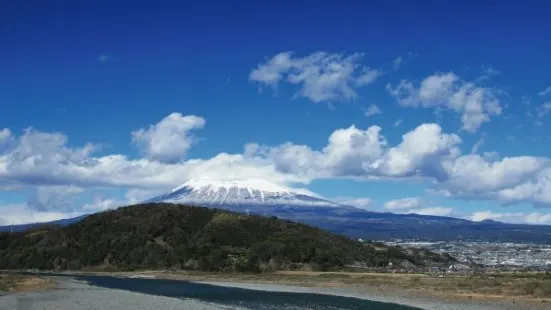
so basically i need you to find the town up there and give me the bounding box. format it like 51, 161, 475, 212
382, 240, 551, 274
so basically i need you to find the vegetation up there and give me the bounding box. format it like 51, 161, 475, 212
178, 271, 551, 299
0, 203, 453, 273
0, 274, 53, 293
0, 274, 14, 292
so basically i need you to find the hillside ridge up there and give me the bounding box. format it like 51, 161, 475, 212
0, 203, 453, 272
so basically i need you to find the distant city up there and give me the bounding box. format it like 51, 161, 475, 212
382, 240, 551, 273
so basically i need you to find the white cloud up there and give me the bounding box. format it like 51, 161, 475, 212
363, 104, 382, 117
471, 210, 516, 222
248, 121, 551, 207
249, 51, 381, 103
0, 185, 187, 225
367, 123, 461, 178
250, 123, 461, 182
81, 197, 123, 212
392, 52, 414, 70
384, 197, 422, 210
0, 128, 100, 187
64, 187, 169, 214
248, 124, 388, 179
539, 86, 551, 97
0, 128, 12, 143
470, 134, 485, 154
491, 168, 551, 206
131, 113, 205, 163
338, 197, 453, 215
440, 155, 550, 196
383, 197, 454, 216
0, 125, 304, 191
98, 53, 116, 63
410, 207, 453, 216
393, 119, 402, 127
393, 57, 403, 70
124, 188, 166, 204
0, 186, 161, 225
0, 204, 85, 226
537, 102, 551, 118
471, 210, 551, 225
3, 112, 551, 213
334, 197, 375, 209
79, 188, 166, 213
0, 128, 14, 153
387, 72, 503, 132
524, 212, 551, 225
477, 65, 500, 81
27, 186, 84, 212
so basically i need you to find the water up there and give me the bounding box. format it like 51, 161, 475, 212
74, 275, 420, 310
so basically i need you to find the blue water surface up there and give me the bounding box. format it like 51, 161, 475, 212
75, 275, 420, 310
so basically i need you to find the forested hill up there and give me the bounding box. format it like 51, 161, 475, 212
0, 203, 454, 272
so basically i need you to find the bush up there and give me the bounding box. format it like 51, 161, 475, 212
409, 275, 422, 285
0, 275, 16, 292
520, 280, 551, 297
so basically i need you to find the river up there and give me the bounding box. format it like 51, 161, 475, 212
82, 274, 419, 309
1, 274, 420, 310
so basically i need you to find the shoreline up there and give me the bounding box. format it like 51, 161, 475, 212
126, 270, 551, 309
98, 270, 551, 306
197, 280, 506, 310
181, 273, 550, 310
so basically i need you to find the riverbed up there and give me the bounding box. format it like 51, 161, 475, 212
0, 274, 544, 310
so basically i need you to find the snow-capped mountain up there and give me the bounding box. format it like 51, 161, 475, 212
3, 177, 551, 243
145, 178, 343, 208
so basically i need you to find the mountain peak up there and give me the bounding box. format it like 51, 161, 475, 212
147, 178, 340, 207
170, 178, 294, 195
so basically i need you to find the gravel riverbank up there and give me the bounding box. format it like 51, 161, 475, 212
0, 277, 245, 310
0, 275, 548, 310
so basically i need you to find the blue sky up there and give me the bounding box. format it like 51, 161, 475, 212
1, 1, 551, 225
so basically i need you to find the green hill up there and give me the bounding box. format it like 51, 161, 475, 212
0, 203, 453, 272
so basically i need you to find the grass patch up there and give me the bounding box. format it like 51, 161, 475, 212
518, 280, 551, 297
315, 273, 352, 279
0, 275, 17, 292
0, 274, 55, 293
0, 282, 9, 292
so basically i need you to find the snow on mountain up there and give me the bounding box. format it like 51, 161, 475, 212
145, 178, 342, 208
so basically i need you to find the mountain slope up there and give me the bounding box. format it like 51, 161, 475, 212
0, 203, 453, 272
145, 179, 551, 244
